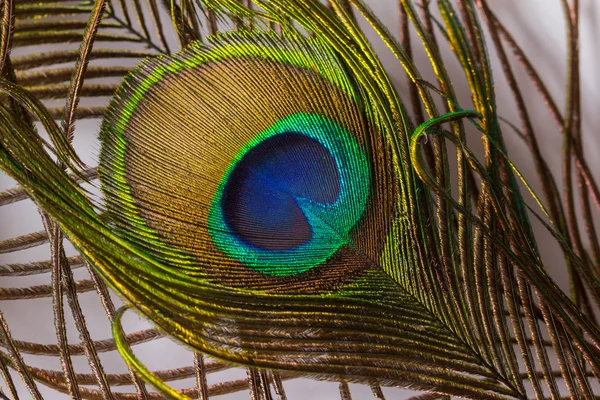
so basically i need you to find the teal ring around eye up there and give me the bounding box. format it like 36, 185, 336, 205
207, 113, 371, 277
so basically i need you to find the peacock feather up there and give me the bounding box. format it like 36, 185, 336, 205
0, 0, 599, 399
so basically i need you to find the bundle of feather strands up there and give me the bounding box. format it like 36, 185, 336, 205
0, 0, 599, 399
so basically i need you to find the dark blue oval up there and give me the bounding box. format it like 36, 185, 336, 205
221, 133, 341, 251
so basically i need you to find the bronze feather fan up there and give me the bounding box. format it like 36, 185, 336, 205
0, 0, 599, 399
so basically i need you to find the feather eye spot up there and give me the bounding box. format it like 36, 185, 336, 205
100, 38, 386, 286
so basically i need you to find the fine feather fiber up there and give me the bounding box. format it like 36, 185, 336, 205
0, 1, 600, 400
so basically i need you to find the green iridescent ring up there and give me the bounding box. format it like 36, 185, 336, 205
208, 113, 370, 276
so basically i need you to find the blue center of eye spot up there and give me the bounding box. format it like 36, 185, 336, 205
221, 132, 341, 251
